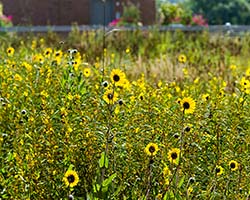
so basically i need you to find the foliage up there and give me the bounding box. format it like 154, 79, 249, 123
159, 2, 192, 25
0, 29, 250, 199
0, 2, 12, 28
158, 1, 208, 26
0, 15, 12, 27
187, 0, 250, 25
109, 2, 142, 26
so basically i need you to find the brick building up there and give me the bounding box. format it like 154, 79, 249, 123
1, 0, 156, 26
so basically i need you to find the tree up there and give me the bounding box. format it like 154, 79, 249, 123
186, 0, 250, 25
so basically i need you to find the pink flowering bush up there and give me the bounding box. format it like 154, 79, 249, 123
191, 14, 208, 27
0, 2, 12, 27
159, 2, 208, 26
109, 18, 121, 27
109, 2, 141, 27
0, 14, 12, 27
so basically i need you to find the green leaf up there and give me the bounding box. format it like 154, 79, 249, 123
102, 173, 116, 187
163, 193, 168, 200
175, 192, 182, 200
164, 191, 174, 200
99, 152, 108, 168
178, 175, 185, 188
93, 183, 100, 193
105, 157, 108, 169
67, 164, 74, 171
112, 185, 123, 198
101, 185, 108, 193
7, 152, 13, 161
169, 191, 175, 199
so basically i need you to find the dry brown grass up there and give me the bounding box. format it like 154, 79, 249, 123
125, 54, 186, 83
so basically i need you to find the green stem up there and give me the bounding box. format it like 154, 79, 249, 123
145, 159, 153, 200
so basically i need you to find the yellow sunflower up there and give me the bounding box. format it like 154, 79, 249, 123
229, 160, 239, 171
14, 74, 23, 81
138, 93, 144, 101
53, 50, 63, 58
202, 93, 210, 101
144, 142, 159, 156
163, 165, 172, 178
246, 68, 250, 76
83, 67, 91, 77
119, 78, 131, 91
43, 48, 53, 57
181, 97, 196, 114
7, 47, 15, 56
178, 54, 187, 63
168, 148, 180, 165
163, 165, 171, 186
22, 62, 32, 72
63, 170, 79, 187
215, 165, 224, 176
187, 186, 193, 196
33, 54, 44, 63
176, 98, 182, 104
240, 77, 250, 94
72, 59, 81, 71
103, 89, 118, 104
110, 69, 126, 87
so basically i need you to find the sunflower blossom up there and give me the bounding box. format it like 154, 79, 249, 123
103, 89, 118, 104
178, 54, 187, 63
215, 165, 224, 176
110, 69, 126, 87
229, 160, 239, 171
63, 170, 79, 187
144, 142, 159, 156
181, 97, 196, 114
168, 148, 180, 165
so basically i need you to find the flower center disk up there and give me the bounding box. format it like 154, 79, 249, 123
183, 102, 190, 109
113, 74, 120, 82
67, 175, 75, 183
171, 152, 178, 159
149, 146, 155, 153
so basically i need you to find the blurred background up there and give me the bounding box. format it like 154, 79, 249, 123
1, 0, 250, 28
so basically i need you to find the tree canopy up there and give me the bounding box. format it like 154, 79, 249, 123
187, 0, 250, 25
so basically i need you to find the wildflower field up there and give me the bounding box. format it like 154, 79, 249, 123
0, 29, 250, 199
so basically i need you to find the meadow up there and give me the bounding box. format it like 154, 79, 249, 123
0, 29, 249, 199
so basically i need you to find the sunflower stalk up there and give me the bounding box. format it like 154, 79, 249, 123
224, 172, 232, 197
145, 158, 153, 200
99, 93, 116, 197
215, 124, 221, 160
101, 129, 110, 183
175, 111, 185, 188
101, 0, 106, 82
96, 3, 121, 193
176, 134, 183, 186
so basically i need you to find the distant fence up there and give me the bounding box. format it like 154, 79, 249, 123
1, 25, 250, 34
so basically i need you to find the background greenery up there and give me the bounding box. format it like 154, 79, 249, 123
157, 0, 250, 25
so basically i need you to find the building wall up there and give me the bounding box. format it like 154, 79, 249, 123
139, 0, 156, 25
2, 0, 90, 25
1, 0, 155, 25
